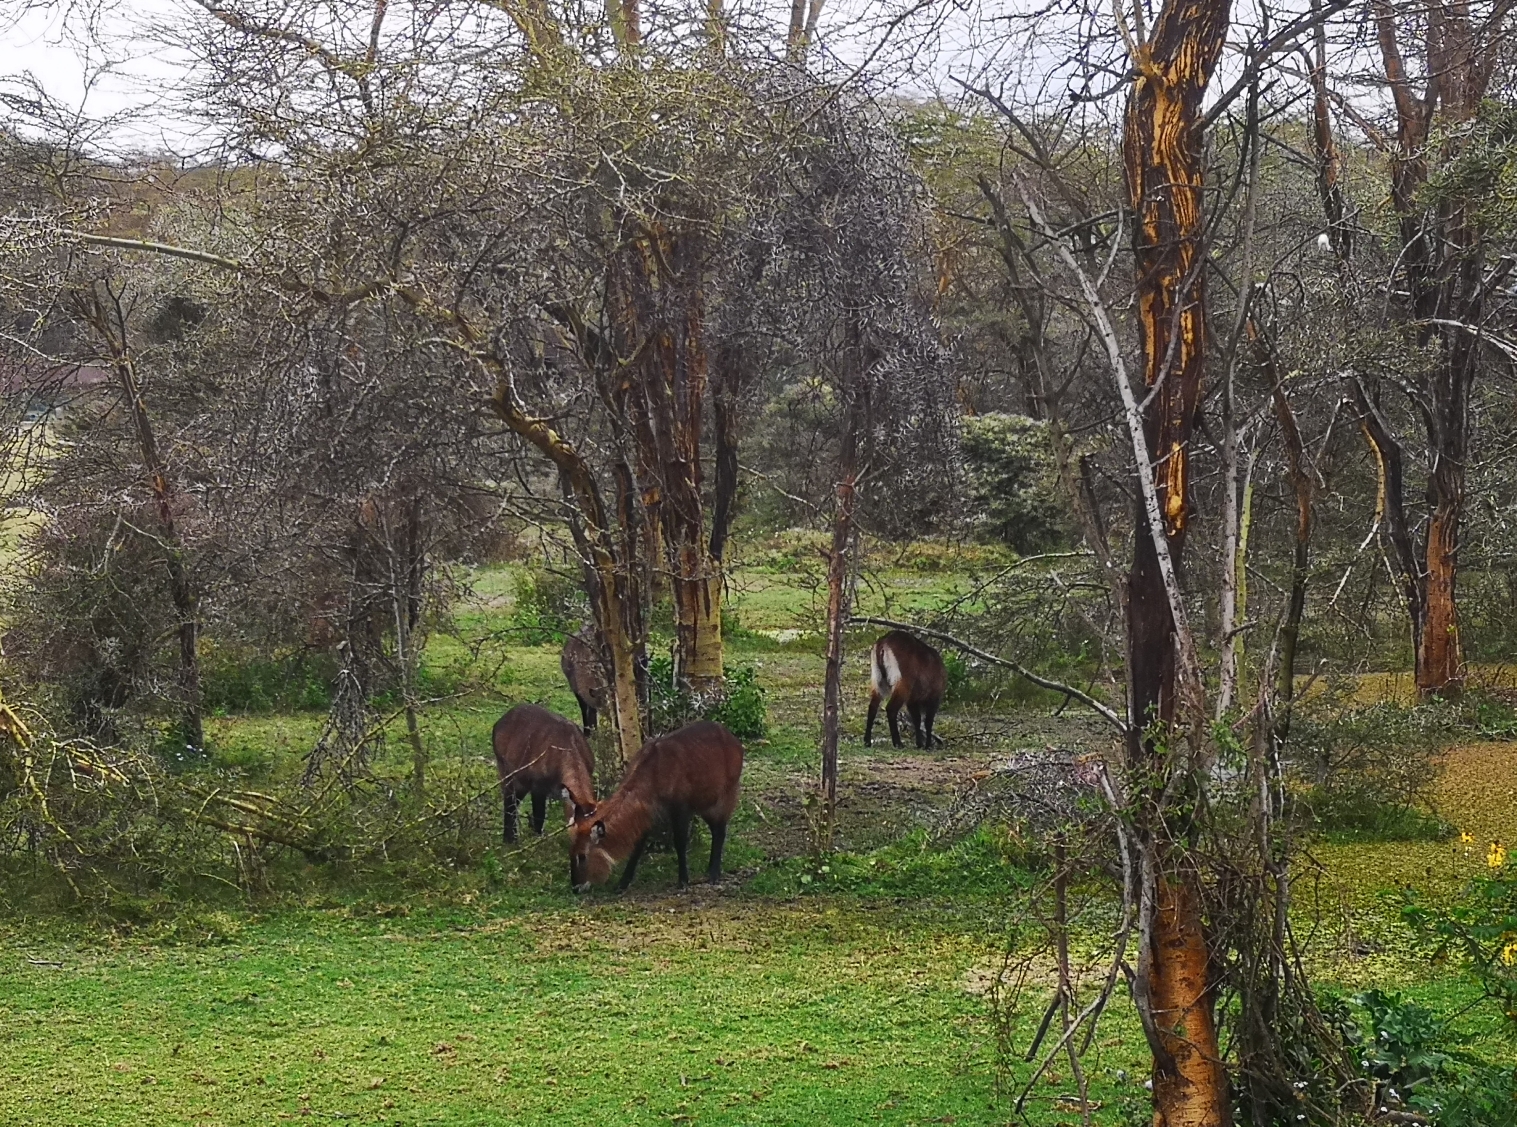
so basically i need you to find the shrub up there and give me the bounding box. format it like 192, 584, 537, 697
2, 505, 175, 741
1287, 688, 1510, 841
0, 700, 510, 902
708, 665, 767, 739
1341, 989, 1450, 1093
201, 648, 335, 714
509, 568, 589, 645
1403, 858, 1517, 1027
940, 649, 971, 704
1323, 985, 1517, 1126
1412, 1065, 1517, 1127
1306, 793, 1454, 844
645, 657, 768, 739
961, 413, 1070, 553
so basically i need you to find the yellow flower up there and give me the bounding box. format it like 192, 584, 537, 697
1460, 831, 1475, 844
1503, 941, 1517, 968
1488, 841, 1508, 869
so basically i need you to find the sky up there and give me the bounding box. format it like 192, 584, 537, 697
0, 0, 1112, 154
0, 0, 1379, 157
0, 0, 214, 150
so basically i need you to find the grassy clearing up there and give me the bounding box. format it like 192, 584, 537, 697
0, 895, 1150, 1127
6, 552, 1517, 1124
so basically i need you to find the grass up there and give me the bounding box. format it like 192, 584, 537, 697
7, 548, 1517, 1124
0, 896, 1151, 1126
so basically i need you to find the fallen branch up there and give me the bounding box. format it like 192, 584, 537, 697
848, 615, 1126, 732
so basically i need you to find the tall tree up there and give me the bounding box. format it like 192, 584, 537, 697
1350, 0, 1516, 697
1121, 0, 1233, 1122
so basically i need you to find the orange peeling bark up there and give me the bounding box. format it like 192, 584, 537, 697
1122, 2, 1233, 1125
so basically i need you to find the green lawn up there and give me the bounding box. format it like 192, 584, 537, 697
0, 899, 1152, 1127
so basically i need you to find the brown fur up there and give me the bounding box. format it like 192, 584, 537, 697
568, 720, 743, 891
864, 629, 947, 749
560, 629, 609, 734
492, 703, 596, 843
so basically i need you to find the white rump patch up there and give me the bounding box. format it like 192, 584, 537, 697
871, 643, 902, 697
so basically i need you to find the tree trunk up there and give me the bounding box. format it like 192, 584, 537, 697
819, 390, 861, 849
617, 227, 724, 693
609, 459, 653, 714
1147, 874, 1229, 1127
1414, 225, 1480, 698
1121, 1, 1232, 1123
482, 387, 645, 766
1365, 0, 1506, 699
390, 497, 428, 799
1262, 332, 1316, 728
1308, 0, 1350, 261
600, 576, 646, 764
560, 469, 646, 767
674, 562, 724, 689
397, 195, 658, 765
1419, 499, 1462, 695
709, 360, 741, 568
77, 287, 203, 757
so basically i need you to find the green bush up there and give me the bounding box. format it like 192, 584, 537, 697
1342, 989, 1450, 1092
1403, 858, 1517, 1028
1307, 792, 1454, 843
1325, 984, 1517, 1126
961, 413, 1070, 553
708, 665, 767, 738
509, 568, 589, 645
201, 649, 335, 714
1289, 689, 1513, 842
1412, 1066, 1517, 1127
940, 649, 971, 704
646, 657, 768, 739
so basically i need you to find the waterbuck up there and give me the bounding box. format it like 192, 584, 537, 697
492, 704, 596, 843
568, 720, 743, 892
560, 628, 609, 735
864, 629, 946, 749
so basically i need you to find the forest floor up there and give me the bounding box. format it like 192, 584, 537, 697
2, 552, 1516, 1125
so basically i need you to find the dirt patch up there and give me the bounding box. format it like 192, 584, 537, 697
735, 706, 1112, 857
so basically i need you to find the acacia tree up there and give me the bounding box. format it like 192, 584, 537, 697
157, 0, 768, 761
1332, 1, 1516, 697
759, 91, 958, 842
1117, 1, 1234, 1119
128, 0, 936, 766
67, 277, 206, 756
950, 0, 1391, 1121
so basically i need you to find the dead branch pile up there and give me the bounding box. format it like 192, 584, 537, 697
0, 695, 504, 897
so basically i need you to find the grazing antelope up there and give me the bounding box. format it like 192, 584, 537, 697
561, 627, 609, 735
568, 720, 743, 892
492, 704, 597, 843
864, 630, 946, 749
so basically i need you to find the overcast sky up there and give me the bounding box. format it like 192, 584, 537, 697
0, 0, 1377, 157
0, 0, 212, 149
0, 0, 1137, 152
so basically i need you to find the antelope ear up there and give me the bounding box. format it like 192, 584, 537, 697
591, 821, 606, 843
